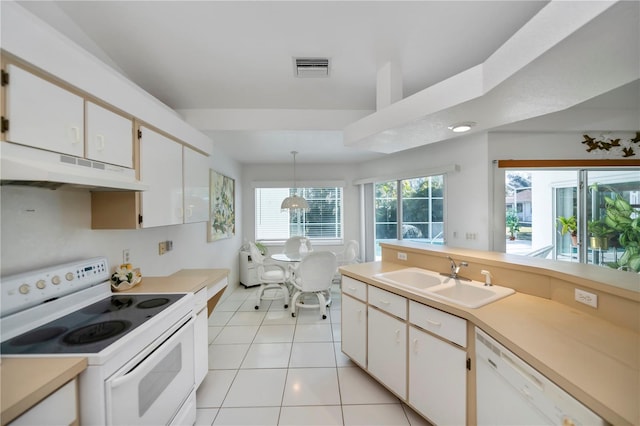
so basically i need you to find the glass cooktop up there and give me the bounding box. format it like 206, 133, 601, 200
0, 293, 185, 355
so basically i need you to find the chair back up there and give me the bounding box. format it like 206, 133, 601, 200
295, 251, 337, 292
284, 236, 312, 256
248, 242, 266, 276
342, 240, 360, 264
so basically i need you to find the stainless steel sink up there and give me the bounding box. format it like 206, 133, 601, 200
374, 267, 515, 308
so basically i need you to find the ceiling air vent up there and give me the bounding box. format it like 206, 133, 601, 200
294, 57, 330, 78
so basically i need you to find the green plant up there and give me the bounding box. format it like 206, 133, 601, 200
587, 219, 615, 238
506, 209, 520, 240
556, 215, 577, 237
600, 191, 640, 271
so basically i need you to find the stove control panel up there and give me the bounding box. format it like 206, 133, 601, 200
1, 257, 110, 318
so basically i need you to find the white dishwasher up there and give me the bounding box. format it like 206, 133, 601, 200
475, 328, 606, 426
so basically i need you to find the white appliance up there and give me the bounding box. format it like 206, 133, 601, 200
0, 142, 149, 191
475, 328, 605, 426
0, 258, 195, 425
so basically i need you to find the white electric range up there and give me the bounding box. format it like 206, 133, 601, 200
0, 257, 196, 425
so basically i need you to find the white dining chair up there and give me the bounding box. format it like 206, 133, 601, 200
249, 242, 290, 310
283, 236, 312, 257
289, 251, 337, 319
333, 240, 360, 282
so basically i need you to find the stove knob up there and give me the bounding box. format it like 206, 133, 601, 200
65, 272, 75, 281
19, 284, 30, 294
51, 275, 61, 285
36, 279, 46, 289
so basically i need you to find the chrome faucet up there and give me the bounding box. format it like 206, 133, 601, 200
447, 256, 468, 279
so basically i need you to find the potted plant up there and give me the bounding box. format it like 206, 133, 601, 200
587, 219, 615, 250
600, 192, 640, 272
556, 215, 578, 246
506, 209, 520, 240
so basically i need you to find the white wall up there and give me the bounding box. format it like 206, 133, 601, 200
1, 149, 244, 294
355, 133, 491, 250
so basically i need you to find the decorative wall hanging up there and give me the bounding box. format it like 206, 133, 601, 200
208, 170, 235, 242
581, 131, 640, 157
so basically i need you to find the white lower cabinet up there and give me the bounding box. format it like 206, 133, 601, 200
340, 276, 470, 425
367, 306, 407, 399
409, 326, 466, 425
409, 300, 467, 425
341, 294, 367, 367
11, 379, 77, 425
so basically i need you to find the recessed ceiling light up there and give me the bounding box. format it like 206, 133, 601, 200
448, 122, 476, 133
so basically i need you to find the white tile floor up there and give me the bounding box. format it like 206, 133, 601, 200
195, 284, 432, 426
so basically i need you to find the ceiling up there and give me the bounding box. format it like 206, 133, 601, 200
17, 1, 639, 164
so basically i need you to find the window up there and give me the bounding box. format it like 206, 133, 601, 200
503, 167, 639, 272
255, 187, 343, 242
374, 175, 445, 259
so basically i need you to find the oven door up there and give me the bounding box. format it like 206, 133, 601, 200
105, 315, 195, 425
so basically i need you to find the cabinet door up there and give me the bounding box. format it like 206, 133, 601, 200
341, 294, 367, 367
6, 64, 84, 157
409, 326, 466, 425
368, 307, 406, 399
139, 126, 183, 228
183, 147, 210, 223
86, 102, 133, 168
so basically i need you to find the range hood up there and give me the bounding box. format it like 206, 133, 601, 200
1, 142, 148, 191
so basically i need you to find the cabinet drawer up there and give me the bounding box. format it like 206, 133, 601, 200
369, 286, 407, 320
342, 276, 367, 302
409, 300, 466, 347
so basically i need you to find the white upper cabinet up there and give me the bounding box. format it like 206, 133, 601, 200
139, 126, 183, 228
183, 147, 210, 224
5, 64, 84, 157
85, 102, 133, 168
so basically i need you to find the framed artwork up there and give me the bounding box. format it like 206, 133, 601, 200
208, 169, 235, 242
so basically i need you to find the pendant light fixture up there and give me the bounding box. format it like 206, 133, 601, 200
281, 151, 309, 210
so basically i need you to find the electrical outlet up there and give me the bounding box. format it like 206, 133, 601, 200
122, 249, 130, 264
397, 252, 407, 261
158, 241, 166, 255
575, 288, 598, 308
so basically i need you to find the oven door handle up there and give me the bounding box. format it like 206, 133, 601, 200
108, 316, 192, 389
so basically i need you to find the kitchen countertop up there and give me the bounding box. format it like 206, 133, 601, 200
340, 261, 640, 426
123, 268, 229, 294
0, 357, 87, 425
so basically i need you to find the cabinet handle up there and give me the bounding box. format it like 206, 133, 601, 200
70, 126, 81, 144
96, 134, 105, 151
186, 206, 193, 218
347, 286, 357, 292
395, 329, 400, 343
379, 299, 391, 305
357, 310, 362, 321
413, 338, 419, 353
177, 207, 184, 218
426, 319, 442, 327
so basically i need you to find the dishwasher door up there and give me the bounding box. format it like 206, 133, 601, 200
475, 328, 605, 426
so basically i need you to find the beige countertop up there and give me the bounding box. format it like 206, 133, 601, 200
341, 261, 640, 426
122, 268, 229, 294
0, 357, 87, 425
